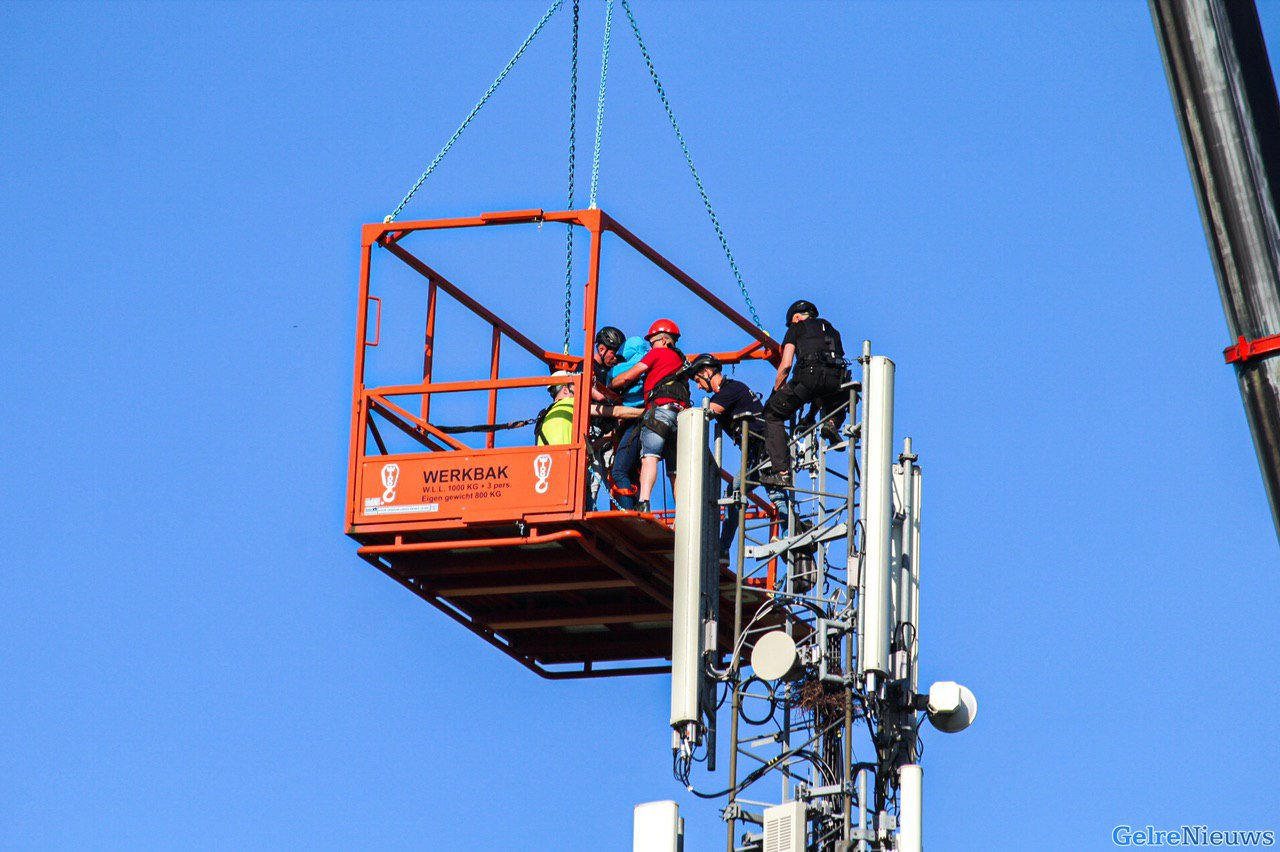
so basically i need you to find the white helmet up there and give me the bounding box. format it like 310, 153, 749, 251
548, 370, 576, 397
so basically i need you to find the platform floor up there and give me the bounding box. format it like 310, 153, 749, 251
352, 511, 770, 678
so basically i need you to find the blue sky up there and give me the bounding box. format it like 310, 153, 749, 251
3, 1, 1279, 849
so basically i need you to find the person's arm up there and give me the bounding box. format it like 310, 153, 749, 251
591, 381, 621, 403
593, 403, 643, 419
773, 343, 796, 391
610, 361, 648, 390
708, 401, 727, 417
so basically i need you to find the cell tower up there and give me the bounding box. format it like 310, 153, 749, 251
343, 1, 996, 842
341, 206, 974, 850
639, 344, 976, 852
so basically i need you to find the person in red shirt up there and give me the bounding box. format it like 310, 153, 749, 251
608, 319, 690, 512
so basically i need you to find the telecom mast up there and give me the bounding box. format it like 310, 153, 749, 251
641, 345, 976, 852
340, 3, 979, 846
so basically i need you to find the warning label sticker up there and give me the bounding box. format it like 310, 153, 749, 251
363, 501, 439, 516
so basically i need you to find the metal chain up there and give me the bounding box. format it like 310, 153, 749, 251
562, 0, 580, 355
588, 0, 614, 209
384, 0, 565, 223
618, 0, 764, 329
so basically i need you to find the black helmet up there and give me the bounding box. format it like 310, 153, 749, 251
595, 325, 625, 352
785, 300, 818, 326
681, 353, 722, 379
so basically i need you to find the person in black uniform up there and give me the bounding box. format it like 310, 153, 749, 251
683, 354, 788, 555
589, 325, 625, 403
760, 300, 848, 487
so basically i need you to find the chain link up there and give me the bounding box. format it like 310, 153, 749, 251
588, 0, 614, 210
384, 0, 565, 224
618, 0, 764, 329
562, 0, 580, 355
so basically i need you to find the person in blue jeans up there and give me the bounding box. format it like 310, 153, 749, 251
609, 319, 689, 512
606, 335, 651, 509
683, 354, 789, 556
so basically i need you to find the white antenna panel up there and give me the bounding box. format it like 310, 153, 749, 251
633, 801, 681, 852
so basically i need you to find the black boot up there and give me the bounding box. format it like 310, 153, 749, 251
759, 470, 792, 489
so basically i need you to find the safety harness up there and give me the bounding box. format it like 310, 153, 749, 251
639, 346, 690, 442
532, 404, 556, 445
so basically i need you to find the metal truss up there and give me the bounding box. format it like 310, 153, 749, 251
677, 347, 929, 852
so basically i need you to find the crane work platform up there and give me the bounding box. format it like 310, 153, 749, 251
345, 208, 782, 679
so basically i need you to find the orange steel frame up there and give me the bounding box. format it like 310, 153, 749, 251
346, 207, 780, 531
345, 207, 781, 678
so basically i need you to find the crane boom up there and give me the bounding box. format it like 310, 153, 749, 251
1151, 0, 1280, 543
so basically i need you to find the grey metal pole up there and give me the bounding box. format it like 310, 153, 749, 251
1151, 0, 1280, 542
843, 381, 859, 847
725, 416, 750, 852
897, 439, 915, 641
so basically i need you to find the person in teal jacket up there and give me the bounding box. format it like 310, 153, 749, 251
608, 336, 651, 406
607, 336, 651, 508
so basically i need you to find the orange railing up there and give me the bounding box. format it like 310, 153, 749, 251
346, 208, 782, 534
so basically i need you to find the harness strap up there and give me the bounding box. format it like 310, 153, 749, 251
643, 347, 691, 407
437, 415, 541, 434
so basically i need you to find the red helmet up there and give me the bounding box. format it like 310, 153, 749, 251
646, 318, 681, 340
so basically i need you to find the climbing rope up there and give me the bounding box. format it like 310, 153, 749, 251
562, 0, 580, 355
618, 0, 764, 329
588, 0, 614, 209
384, 0, 565, 224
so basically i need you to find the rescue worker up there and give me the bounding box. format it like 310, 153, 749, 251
606, 335, 652, 509
536, 371, 577, 445
589, 325, 626, 403
538, 368, 642, 512
537, 369, 642, 445
761, 300, 848, 487
583, 326, 627, 506
609, 319, 689, 512
683, 354, 787, 553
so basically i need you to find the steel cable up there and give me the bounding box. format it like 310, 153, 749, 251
588, 0, 613, 209
384, 0, 565, 223
562, 0, 580, 354
618, 0, 764, 329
